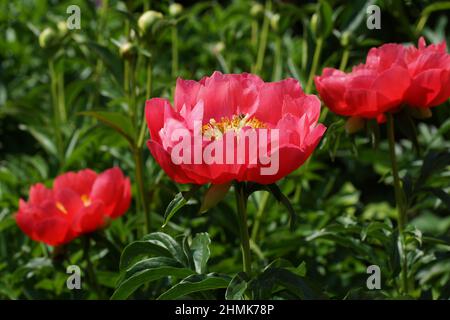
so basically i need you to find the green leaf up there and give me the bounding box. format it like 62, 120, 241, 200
424, 188, 450, 209
417, 151, 450, 187
396, 109, 420, 155
115, 9, 138, 32
112, 265, 194, 300
225, 272, 249, 300
389, 230, 401, 277
119, 240, 173, 271
157, 273, 230, 300
79, 111, 135, 146
121, 256, 181, 280
313, 0, 333, 39
266, 184, 298, 230
250, 267, 317, 300
22, 125, 58, 157
82, 41, 124, 86
142, 232, 189, 267
190, 233, 211, 274
200, 182, 231, 213
163, 185, 200, 227
421, 2, 450, 16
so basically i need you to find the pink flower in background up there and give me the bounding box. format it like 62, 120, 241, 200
315, 43, 411, 122
315, 37, 450, 122
404, 37, 450, 108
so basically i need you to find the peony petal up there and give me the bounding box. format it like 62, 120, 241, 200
145, 98, 173, 144
54, 169, 97, 196
71, 201, 105, 234
90, 167, 124, 216
110, 178, 131, 218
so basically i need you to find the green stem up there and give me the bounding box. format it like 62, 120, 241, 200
306, 36, 323, 93
49, 59, 64, 166
251, 20, 259, 48
83, 237, 102, 298
339, 47, 350, 71
124, 59, 130, 99
128, 53, 150, 235
146, 58, 152, 99
134, 147, 150, 235
57, 67, 66, 123
250, 191, 269, 242
129, 61, 137, 127
253, 0, 271, 75
171, 25, 178, 78
271, 36, 282, 81
235, 183, 252, 275
217, 53, 230, 74
301, 22, 308, 71
386, 113, 408, 295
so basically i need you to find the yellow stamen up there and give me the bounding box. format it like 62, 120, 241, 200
81, 194, 91, 207
201, 114, 267, 139
56, 202, 68, 215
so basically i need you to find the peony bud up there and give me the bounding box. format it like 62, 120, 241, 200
39, 27, 58, 49
345, 116, 365, 134
138, 10, 164, 36
169, 3, 183, 17
250, 3, 264, 17
119, 42, 136, 60
269, 13, 280, 31
212, 42, 225, 55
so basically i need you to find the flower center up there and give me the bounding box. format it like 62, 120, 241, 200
201, 114, 267, 139
56, 202, 68, 215
81, 194, 91, 207
56, 195, 91, 214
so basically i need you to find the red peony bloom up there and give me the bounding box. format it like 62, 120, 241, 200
314, 43, 411, 122
314, 37, 450, 122
145, 71, 326, 185
404, 37, 450, 108
15, 167, 131, 246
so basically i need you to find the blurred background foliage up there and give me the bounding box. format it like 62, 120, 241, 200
0, 0, 449, 299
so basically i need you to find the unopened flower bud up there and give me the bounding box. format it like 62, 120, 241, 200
345, 116, 365, 134
251, 3, 263, 17
119, 42, 136, 60
39, 27, 57, 48
270, 13, 280, 30
212, 42, 225, 55
57, 21, 69, 37
169, 3, 183, 17
138, 10, 163, 35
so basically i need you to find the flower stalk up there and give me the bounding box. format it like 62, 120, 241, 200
123, 44, 150, 235
306, 36, 323, 93
386, 112, 409, 295
235, 183, 252, 275
171, 24, 179, 78
83, 236, 102, 298
253, 0, 271, 75
48, 58, 64, 166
